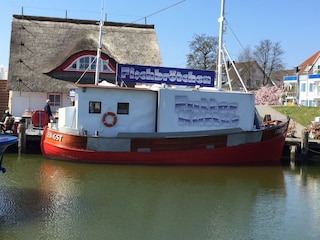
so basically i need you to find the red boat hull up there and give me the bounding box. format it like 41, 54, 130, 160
41, 120, 289, 166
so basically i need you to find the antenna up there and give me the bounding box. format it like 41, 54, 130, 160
217, 0, 247, 92
94, 0, 105, 85
217, 0, 225, 90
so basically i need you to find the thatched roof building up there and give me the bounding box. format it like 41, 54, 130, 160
8, 15, 162, 93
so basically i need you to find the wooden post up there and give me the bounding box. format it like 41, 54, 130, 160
290, 145, 297, 164
301, 130, 309, 163
18, 122, 26, 154
301, 130, 309, 154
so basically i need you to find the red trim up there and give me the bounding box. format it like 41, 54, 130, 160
55, 50, 116, 73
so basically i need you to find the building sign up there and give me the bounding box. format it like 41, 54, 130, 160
117, 64, 215, 87
284, 76, 297, 81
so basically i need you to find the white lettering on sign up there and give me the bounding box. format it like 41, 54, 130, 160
119, 65, 214, 87
47, 131, 63, 141
121, 67, 212, 85
175, 95, 239, 127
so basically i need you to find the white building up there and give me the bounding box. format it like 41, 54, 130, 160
283, 50, 320, 106
0, 65, 8, 80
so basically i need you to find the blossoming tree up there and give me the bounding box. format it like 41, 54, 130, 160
253, 86, 283, 105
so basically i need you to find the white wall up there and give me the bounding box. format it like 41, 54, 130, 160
157, 88, 256, 132
313, 58, 320, 74
9, 91, 71, 117
58, 106, 77, 129
75, 87, 158, 137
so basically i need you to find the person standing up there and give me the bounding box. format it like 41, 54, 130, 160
1, 109, 12, 123
44, 99, 53, 123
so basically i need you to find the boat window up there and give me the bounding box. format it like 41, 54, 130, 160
89, 101, 101, 114
117, 103, 129, 114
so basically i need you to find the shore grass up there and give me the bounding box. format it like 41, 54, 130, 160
273, 106, 320, 127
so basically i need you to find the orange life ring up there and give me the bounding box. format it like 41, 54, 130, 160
102, 112, 117, 127
31, 110, 49, 127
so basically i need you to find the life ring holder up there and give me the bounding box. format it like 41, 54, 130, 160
102, 112, 117, 127
31, 110, 49, 128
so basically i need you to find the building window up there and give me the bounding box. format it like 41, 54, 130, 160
117, 103, 129, 114
48, 94, 61, 107
309, 83, 313, 92
304, 65, 311, 72
301, 83, 306, 92
79, 56, 95, 70
47, 94, 61, 113
65, 55, 114, 73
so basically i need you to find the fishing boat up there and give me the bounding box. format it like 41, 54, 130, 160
40, 0, 289, 165
0, 135, 18, 173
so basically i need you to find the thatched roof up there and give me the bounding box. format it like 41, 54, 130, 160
8, 15, 162, 92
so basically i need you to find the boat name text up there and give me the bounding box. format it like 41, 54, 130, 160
47, 132, 63, 142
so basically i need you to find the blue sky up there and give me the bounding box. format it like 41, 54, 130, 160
0, 0, 319, 70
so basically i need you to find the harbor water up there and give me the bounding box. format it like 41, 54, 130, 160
1, 154, 320, 240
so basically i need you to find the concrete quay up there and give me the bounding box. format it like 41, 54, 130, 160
256, 105, 305, 138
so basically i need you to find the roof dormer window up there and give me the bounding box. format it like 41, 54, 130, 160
304, 65, 312, 72
65, 55, 114, 73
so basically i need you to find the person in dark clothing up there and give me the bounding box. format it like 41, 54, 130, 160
1, 109, 12, 123
44, 99, 53, 123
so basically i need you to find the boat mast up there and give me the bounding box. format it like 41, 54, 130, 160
217, 0, 225, 90
94, 2, 105, 85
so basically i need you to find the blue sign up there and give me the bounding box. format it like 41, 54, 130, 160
283, 76, 297, 81
309, 74, 320, 79
117, 64, 215, 87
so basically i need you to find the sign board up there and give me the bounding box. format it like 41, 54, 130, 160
117, 64, 215, 87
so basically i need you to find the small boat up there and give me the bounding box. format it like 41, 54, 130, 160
40, 0, 289, 165
0, 135, 18, 173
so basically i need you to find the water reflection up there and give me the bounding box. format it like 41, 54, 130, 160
0, 187, 48, 225
283, 166, 320, 240
1, 154, 320, 239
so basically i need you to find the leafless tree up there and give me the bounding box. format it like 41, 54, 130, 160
253, 39, 284, 85
238, 45, 254, 62
186, 34, 218, 70
237, 45, 257, 89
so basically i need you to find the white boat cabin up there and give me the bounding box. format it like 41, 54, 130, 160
57, 84, 256, 137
